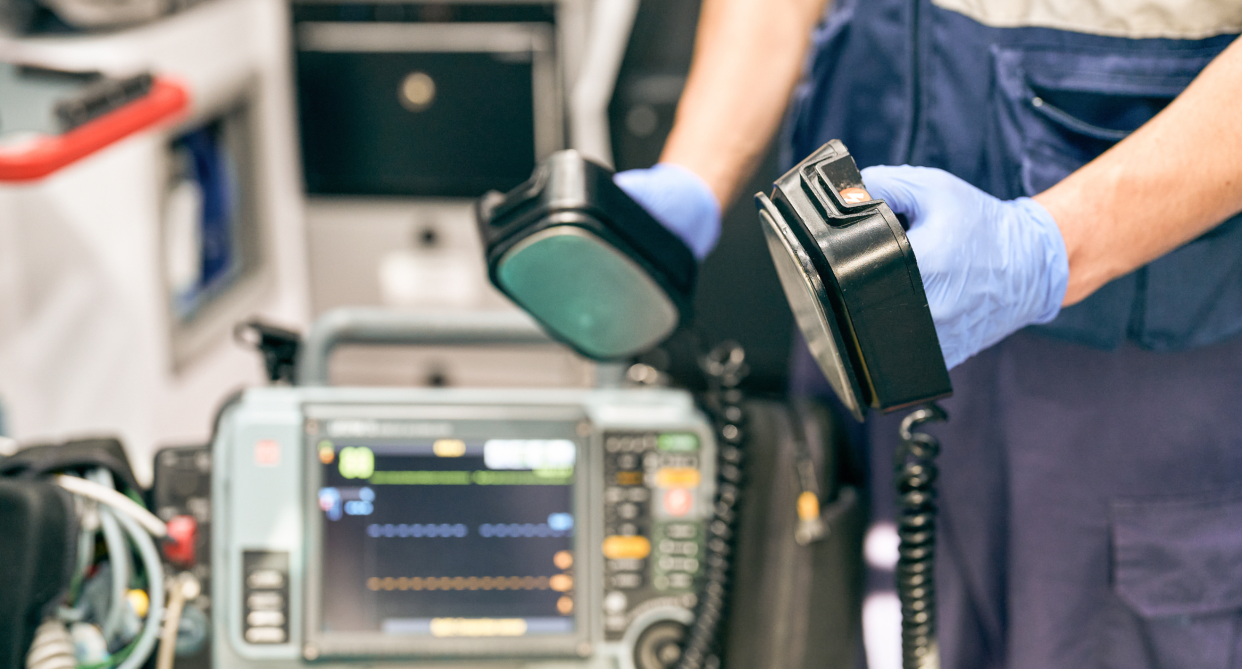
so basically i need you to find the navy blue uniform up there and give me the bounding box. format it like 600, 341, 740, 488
786, 0, 1242, 666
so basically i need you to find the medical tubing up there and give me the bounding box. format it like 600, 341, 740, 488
96, 507, 129, 642
54, 474, 168, 537
674, 343, 748, 669
73, 519, 97, 601
87, 469, 131, 643
895, 404, 947, 669
110, 510, 165, 669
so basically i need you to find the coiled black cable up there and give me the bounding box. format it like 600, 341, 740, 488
673, 342, 748, 669
895, 404, 947, 669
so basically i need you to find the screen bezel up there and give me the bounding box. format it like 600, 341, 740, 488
301, 403, 591, 660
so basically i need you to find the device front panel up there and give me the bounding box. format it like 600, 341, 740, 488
216, 389, 716, 669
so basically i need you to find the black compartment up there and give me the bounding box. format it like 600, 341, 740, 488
298, 49, 538, 197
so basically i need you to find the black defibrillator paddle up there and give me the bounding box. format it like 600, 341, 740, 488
477, 150, 696, 361
756, 140, 951, 669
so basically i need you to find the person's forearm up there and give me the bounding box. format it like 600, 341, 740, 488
660, 0, 829, 207
1034, 38, 1242, 306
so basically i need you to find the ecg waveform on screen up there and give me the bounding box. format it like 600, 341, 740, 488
367, 523, 469, 538
367, 575, 574, 592
365, 522, 573, 538
478, 523, 570, 537
367, 470, 572, 486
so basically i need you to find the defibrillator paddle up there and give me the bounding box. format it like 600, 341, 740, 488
756, 140, 952, 669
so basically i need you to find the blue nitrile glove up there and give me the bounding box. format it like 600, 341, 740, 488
860, 165, 1069, 370
614, 163, 722, 260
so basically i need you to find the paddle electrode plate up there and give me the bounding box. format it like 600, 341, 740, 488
756, 140, 951, 420
477, 151, 697, 361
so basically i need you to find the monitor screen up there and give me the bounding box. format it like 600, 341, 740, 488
314, 434, 577, 640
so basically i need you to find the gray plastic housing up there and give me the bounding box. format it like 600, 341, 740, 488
211, 385, 715, 669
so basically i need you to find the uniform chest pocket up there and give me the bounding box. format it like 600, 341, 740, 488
1111, 488, 1242, 669
987, 44, 1218, 198
985, 42, 1242, 351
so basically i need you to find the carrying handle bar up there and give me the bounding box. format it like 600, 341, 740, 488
298, 308, 554, 386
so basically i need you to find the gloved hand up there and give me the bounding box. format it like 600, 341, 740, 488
860, 165, 1069, 369
614, 163, 722, 260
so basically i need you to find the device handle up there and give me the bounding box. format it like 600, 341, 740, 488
298, 308, 554, 386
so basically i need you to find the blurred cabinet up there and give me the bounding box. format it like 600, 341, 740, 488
0, 0, 311, 483
291, 0, 606, 388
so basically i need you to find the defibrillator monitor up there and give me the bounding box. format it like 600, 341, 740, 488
304, 410, 584, 657
212, 386, 715, 669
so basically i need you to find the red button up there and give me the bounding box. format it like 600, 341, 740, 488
664, 489, 693, 517
163, 515, 197, 567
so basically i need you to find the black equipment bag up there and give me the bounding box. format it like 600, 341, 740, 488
723, 399, 865, 669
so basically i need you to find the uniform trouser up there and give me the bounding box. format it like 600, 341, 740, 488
798, 330, 1242, 668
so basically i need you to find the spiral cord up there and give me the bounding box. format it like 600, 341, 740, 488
25, 620, 75, 669
672, 343, 748, 669
895, 404, 947, 669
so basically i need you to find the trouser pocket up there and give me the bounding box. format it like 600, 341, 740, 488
1110, 487, 1242, 668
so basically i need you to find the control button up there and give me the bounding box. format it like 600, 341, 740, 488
603, 535, 651, 560
664, 523, 697, 539
611, 572, 643, 589
605, 487, 626, 503
163, 515, 197, 567
618, 503, 640, 520
657, 556, 699, 572
609, 558, 643, 572
247, 592, 284, 611
616, 453, 639, 470
603, 591, 628, 614
668, 573, 693, 589
659, 540, 698, 556
619, 523, 638, 536
616, 471, 643, 486
606, 615, 629, 631
606, 437, 622, 452
657, 556, 697, 572
634, 621, 686, 669
660, 454, 698, 469
245, 627, 286, 644
247, 610, 286, 627
656, 467, 700, 489
247, 569, 284, 590
626, 488, 650, 502
662, 489, 694, 517
657, 433, 699, 452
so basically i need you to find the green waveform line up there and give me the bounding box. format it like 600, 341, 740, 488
370, 470, 471, 485
368, 470, 572, 486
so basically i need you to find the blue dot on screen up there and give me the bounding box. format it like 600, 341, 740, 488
548, 513, 573, 532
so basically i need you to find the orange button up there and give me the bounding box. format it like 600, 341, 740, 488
616, 471, 643, 486
839, 187, 871, 204
656, 467, 700, 489
603, 535, 651, 560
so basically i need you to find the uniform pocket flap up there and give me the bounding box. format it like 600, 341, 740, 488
1111, 488, 1242, 618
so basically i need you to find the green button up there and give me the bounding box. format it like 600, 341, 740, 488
657, 433, 699, 452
